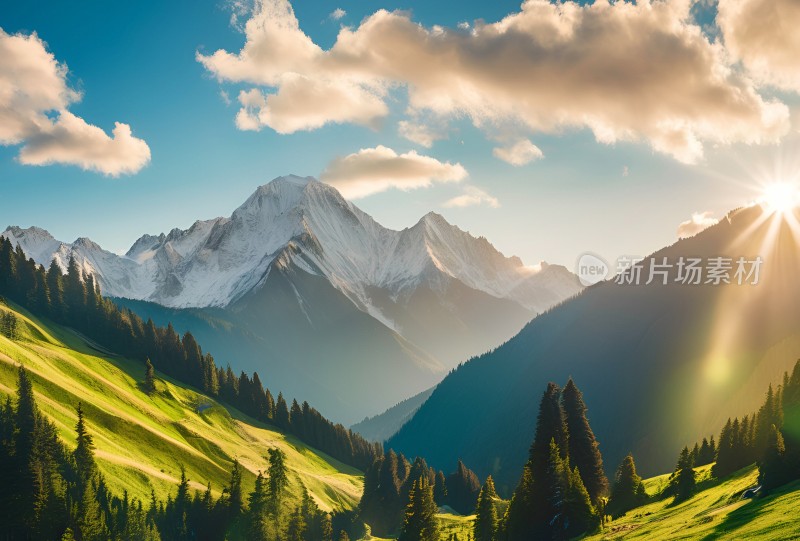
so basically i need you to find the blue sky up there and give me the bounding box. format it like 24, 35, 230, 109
1, 0, 798, 268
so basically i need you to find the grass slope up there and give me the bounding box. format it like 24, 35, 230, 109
589, 464, 800, 540
0, 301, 363, 512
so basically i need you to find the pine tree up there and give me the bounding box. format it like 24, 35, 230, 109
227, 459, 243, 518
759, 425, 790, 492
755, 385, 779, 456
474, 476, 497, 541
506, 382, 568, 538
713, 418, 735, 478
562, 379, 607, 503
74, 403, 97, 484
63, 256, 86, 324
286, 506, 306, 541
399, 476, 439, 541
670, 446, 696, 503
502, 466, 534, 541
76, 478, 106, 541
434, 470, 448, 506
446, 460, 481, 514
267, 447, 289, 515
275, 393, 290, 430
12, 366, 38, 535
563, 465, 598, 538
144, 358, 156, 395
607, 454, 647, 517
543, 438, 568, 536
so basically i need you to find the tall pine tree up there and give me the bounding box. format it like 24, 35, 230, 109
474, 475, 497, 541
562, 379, 607, 503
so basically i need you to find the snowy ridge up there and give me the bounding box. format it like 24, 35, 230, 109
2, 175, 582, 318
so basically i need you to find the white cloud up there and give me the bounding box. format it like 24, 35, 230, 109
330, 8, 346, 21
198, 0, 790, 163
233, 76, 387, 133
18, 112, 151, 176
492, 139, 543, 166
0, 28, 150, 176
718, 0, 800, 92
320, 145, 467, 199
677, 211, 719, 239
443, 186, 500, 209
398, 120, 446, 148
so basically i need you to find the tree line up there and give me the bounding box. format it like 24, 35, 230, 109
710, 360, 800, 493
0, 366, 353, 541
356, 450, 482, 539
613, 357, 800, 519
0, 236, 381, 471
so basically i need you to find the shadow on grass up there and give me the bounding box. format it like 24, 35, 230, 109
700, 479, 800, 540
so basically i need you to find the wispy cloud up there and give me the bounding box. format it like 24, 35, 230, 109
492, 139, 543, 166
398, 120, 447, 148
329, 8, 346, 21
677, 211, 719, 239
0, 28, 150, 176
320, 145, 467, 199
443, 186, 500, 209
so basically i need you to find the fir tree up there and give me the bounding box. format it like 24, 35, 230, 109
474, 476, 497, 541
76, 479, 106, 541
502, 466, 534, 540
144, 358, 156, 395
227, 459, 243, 518
713, 418, 736, 478
275, 393, 290, 430
399, 476, 439, 541
607, 454, 647, 517
267, 448, 289, 515
434, 470, 448, 506
74, 403, 97, 484
286, 507, 306, 541
562, 379, 607, 503
670, 446, 696, 503
446, 460, 481, 514
563, 465, 598, 538
759, 425, 790, 492
506, 382, 568, 538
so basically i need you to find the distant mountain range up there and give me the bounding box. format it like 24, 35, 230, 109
351, 387, 435, 443
2, 175, 581, 423
388, 204, 800, 493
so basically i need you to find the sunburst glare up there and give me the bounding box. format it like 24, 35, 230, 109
760, 181, 800, 215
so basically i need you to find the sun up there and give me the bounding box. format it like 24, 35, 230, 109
760, 181, 800, 214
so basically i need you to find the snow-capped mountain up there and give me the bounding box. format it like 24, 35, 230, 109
4, 175, 579, 321
2, 176, 582, 422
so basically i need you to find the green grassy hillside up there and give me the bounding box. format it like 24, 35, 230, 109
0, 301, 363, 512
589, 464, 800, 540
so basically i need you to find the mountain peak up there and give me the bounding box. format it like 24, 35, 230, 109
3, 225, 56, 241
72, 237, 102, 251
420, 211, 447, 224
254, 175, 317, 194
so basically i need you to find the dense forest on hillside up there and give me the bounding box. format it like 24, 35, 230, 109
0, 236, 381, 471
5, 233, 800, 540
1, 365, 338, 541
